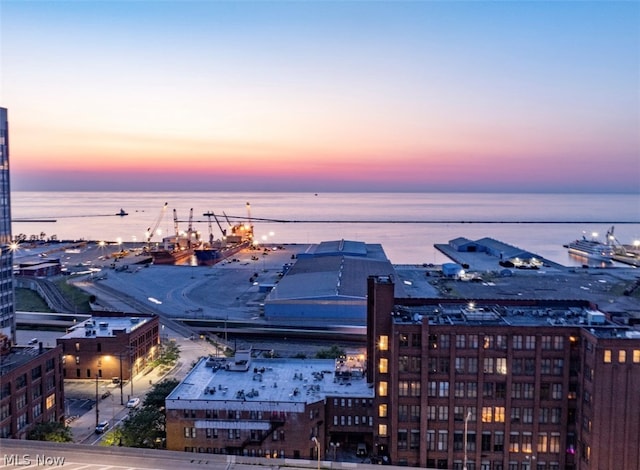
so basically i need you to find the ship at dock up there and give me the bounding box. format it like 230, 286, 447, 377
146, 206, 202, 265
564, 226, 616, 262
194, 205, 254, 266
148, 236, 199, 265
144, 202, 255, 266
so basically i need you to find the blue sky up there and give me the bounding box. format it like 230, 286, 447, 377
1, 0, 638, 192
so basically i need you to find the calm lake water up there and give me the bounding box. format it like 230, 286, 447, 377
10, 191, 640, 266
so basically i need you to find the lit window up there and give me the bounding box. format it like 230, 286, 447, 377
379, 381, 388, 397
45, 394, 55, 410
634, 350, 640, 363
379, 358, 388, 374
378, 424, 388, 436
379, 336, 388, 351
378, 404, 388, 418
619, 350, 626, 363
537, 432, 548, 453
604, 350, 612, 363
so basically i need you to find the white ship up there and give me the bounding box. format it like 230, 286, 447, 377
565, 227, 615, 261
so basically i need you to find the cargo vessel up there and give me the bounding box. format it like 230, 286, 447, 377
149, 234, 200, 265
195, 220, 253, 266
194, 241, 251, 266
147, 207, 202, 265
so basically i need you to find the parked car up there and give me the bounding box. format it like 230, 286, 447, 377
356, 443, 367, 457
95, 420, 110, 433
126, 397, 140, 408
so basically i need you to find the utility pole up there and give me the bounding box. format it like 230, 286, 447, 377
95, 374, 99, 427
129, 349, 134, 399
119, 352, 124, 405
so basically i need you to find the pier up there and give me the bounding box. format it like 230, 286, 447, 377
613, 246, 640, 267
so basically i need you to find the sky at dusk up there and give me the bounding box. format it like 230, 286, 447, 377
1, 1, 638, 193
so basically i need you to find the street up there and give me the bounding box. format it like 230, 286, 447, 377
18, 327, 221, 444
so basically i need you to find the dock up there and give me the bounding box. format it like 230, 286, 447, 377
613, 246, 640, 267
434, 237, 564, 272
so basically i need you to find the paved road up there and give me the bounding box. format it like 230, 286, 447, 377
61, 325, 220, 444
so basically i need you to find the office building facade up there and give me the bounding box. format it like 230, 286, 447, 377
367, 276, 640, 470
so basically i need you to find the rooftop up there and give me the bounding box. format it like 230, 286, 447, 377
267, 240, 402, 301
391, 301, 640, 339
167, 351, 372, 408
0, 343, 57, 376
60, 316, 152, 339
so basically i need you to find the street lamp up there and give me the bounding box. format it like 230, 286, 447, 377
330, 442, 340, 460
116, 347, 133, 405
525, 454, 537, 470
463, 409, 472, 470
312, 436, 320, 470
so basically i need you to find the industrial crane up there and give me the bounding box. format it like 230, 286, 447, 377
606, 226, 626, 255
145, 202, 168, 247
222, 211, 233, 230
187, 208, 196, 248
203, 210, 226, 245
172, 209, 179, 238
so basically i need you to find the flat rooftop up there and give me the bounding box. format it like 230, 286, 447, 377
391, 302, 640, 339
167, 352, 373, 408
0, 344, 57, 375
60, 316, 152, 339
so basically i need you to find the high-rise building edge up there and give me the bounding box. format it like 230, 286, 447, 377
0, 107, 15, 343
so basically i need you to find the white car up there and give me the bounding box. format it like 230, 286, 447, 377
95, 420, 110, 433
126, 397, 140, 408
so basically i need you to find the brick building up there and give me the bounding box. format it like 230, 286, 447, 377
57, 313, 160, 389
367, 275, 640, 470
165, 350, 374, 460
0, 333, 65, 439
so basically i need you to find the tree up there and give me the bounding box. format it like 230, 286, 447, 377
118, 407, 166, 448
315, 345, 345, 359
151, 341, 180, 369
27, 421, 73, 442
144, 378, 179, 409
102, 379, 179, 448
